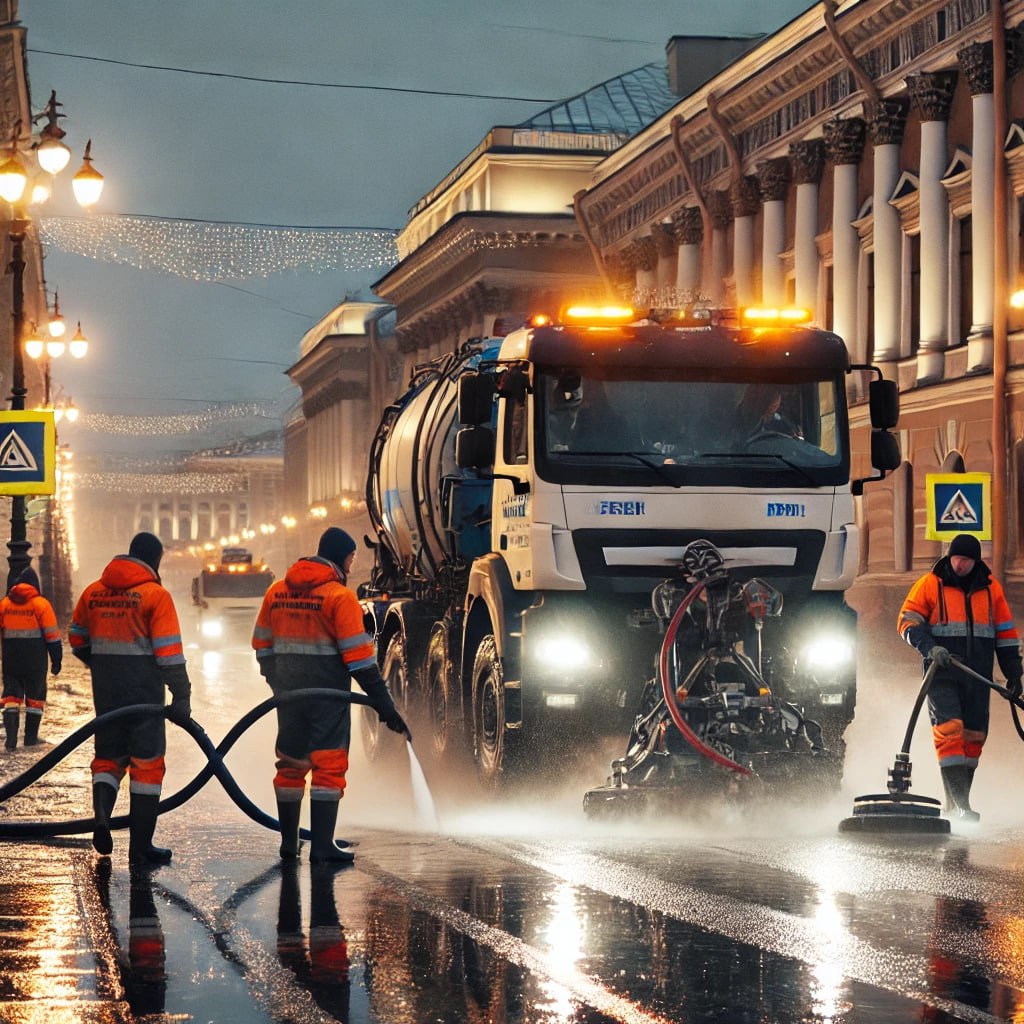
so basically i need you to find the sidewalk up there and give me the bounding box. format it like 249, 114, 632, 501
0, 660, 126, 1020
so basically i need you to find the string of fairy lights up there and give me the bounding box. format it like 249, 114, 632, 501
39, 215, 399, 280
80, 402, 279, 436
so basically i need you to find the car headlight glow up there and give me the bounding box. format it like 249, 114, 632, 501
802, 635, 853, 669
532, 634, 591, 671
201, 618, 224, 638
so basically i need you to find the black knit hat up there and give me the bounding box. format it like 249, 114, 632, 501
947, 534, 981, 561
128, 531, 163, 572
14, 567, 39, 591
317, 527, 357, 568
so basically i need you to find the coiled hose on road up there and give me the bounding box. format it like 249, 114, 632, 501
0, 688, 373, 841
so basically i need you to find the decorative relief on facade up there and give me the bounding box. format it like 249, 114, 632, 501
1008, 24, 1024, 79
906, 70, 959, 122
867, 98, 910, 147
620, 235, 658, 273
303, 378, 369, 418
957, 40, 993, 96
757, 157, 792, 202
704, 189, 733, 230
822, 116, 866, 165
672, 206, 704, 245
651, 222, 676, 258
789, 139, 825, 186
730, 175, 761, 219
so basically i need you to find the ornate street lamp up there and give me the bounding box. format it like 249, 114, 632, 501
2, 95, 103, 586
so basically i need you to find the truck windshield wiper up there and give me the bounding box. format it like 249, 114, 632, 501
565, 450, 682, 487
697, 451, 819, 487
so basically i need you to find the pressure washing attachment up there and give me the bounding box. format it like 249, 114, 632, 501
839, 657, 1024, 835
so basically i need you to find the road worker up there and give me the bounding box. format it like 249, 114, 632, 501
0, 566, 62, 748
897, 533, 1022, 821
70, 531, 192, 865
252, 526, 409, 866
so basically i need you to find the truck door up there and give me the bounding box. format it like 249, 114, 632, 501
494, 381, 533, 586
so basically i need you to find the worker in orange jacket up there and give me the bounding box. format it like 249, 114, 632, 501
70, 532, 192, 866
0, 566, 62, 748
897, 533, 1022, 821
253, 527, 409, 866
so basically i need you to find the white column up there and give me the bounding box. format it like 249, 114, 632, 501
917, 119, 951, 380
794, 182, 819, 315
968, 91, 995, 369
761, 200, 786, 305
734, 216, 755, 307
340, 401, 354, 497
709, 227, 728, 306
872, 141, 902, 365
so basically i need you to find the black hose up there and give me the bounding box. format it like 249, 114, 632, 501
0, 688, 373, 840
947, 656, 1024, 742
899, 662, 938, 757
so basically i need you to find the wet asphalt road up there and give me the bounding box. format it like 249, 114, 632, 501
0, 615, 1023, 1023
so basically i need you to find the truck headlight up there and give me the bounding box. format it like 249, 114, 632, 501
532, 634, 592, 671
801, 635, 853, 670
201, 618, 224, 639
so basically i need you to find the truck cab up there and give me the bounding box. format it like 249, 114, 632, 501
191, 547, 275, 647
364, 303, 899, 787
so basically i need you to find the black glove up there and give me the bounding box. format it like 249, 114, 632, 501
928, 645, 951, 667
49, 656, 61, 676
166, 697, 192, 726
377, 703, 411, 740
1007, 676, 1022, 698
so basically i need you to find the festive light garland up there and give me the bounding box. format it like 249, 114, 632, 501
81, 402, 279, 435
39, 215, 399, 281
76, 472, 247, 495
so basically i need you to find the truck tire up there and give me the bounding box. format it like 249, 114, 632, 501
360, 632, 407, 763
424, 626, 461, 765
471, 635, 521, 787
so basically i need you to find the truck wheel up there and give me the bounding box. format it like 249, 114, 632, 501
424, 627, 460, 764
360, 633, 407, 763
472, 635, 520, 787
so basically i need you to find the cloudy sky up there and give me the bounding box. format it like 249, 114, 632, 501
24, 0, 813, 447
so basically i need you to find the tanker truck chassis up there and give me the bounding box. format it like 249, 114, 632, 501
358, 304, 900, 789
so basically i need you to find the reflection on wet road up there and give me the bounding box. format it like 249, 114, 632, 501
1, 636, 1023, 1022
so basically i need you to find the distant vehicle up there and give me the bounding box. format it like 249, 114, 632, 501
191, 547, 274, 645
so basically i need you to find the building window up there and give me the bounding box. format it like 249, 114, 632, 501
178, 502, 192, 541
958, 215, 973, 344
909, 232, 921, 355
198, 502, 212, 539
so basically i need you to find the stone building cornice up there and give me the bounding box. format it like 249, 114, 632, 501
576, 0, 1019, 255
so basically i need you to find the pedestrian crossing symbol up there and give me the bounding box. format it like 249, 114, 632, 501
925, 472, 990, 541
0, 412, 55, 495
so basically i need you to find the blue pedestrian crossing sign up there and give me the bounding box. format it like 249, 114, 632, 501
0, 411, 55, 495
925, 472, 990, 541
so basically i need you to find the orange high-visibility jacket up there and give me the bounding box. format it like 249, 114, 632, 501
898, 558, 1022, 684
0, 581, 61, 676
252, 556, 387, 700
70, 556, 190, 712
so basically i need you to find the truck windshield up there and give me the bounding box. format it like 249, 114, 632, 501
538, 371, 848, 488
201, 571, 274, 598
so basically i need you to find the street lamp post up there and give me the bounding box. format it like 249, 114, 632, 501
0, 96, 102, 588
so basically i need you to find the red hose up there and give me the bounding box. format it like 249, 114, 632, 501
659, 580, 753, 776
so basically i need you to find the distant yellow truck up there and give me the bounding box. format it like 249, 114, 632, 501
191, 547, 274, 645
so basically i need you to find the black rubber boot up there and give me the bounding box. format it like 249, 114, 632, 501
92, 782, 118, 856
276, 797, 302, 860
940, 765, 980, 822
128, 792, 172, 866
3, 710, 18, 750
23, 713, 41, 746
309, 800, 355, 866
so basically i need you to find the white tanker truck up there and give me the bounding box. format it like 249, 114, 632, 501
359, 304, 899, 791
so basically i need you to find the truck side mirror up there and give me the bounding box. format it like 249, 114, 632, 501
868, 377, 899, 430
455, 425, 495, 468
458, 372, 496, 425
870, 429, 901, 471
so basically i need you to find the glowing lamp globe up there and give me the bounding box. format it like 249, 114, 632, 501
69, 322, 88, 358
36, 136, 71, 175
0, 155, 27, 204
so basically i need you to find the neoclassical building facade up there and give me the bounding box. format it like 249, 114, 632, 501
573, 0, 1024, 579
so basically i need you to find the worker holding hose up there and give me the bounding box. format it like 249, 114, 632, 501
898, 533, 1022, 822
69, 532, 192, 866
252, 527, 409, 866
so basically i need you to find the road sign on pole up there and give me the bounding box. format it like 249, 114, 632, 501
0, 411, 56, 495
924, 472, 991, 541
